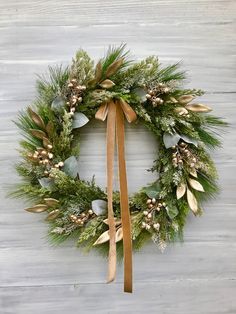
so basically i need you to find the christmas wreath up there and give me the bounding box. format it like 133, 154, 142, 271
12, 45, 226, 292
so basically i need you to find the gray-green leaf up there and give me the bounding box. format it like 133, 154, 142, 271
163, 133, 181, 148
92, 200, 107, 216
63, 156, 79, 178
143, 182, 160, 198
134, 88, 147, 102
180, 134, 198, 147
51, 96, 65, 111
72, 112, 89, 129
166, 205, 178, 219
38, 177, 55, 191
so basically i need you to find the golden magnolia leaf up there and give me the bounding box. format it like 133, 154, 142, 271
176, 183, 187, 199
188, 178, 204, 192
93, 230, 110, 245
93, 227, 123, 245
99, 79, 115, 89
45, 209, 60, 221
28, 107, 45, 129
189, 168, 198, 178
103, 218, 122, 226
174, 107, 188, 116
30, 129, 47, 140
44, 198, 59, 206
169, 97, 178, 103
186, 188, 198, 214
185, 103, 212, 112
178, 95, 195, 105
115, 227, 123, 242
25, 204, 48, 213
43, 137, 52, 148
95, 60, 102, 82
105, 58, 124, 77
45, 121, 54, 136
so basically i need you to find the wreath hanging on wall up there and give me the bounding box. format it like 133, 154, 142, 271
11, 45, 227, 293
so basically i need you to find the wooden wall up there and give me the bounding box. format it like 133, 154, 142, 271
0, 1, 236, 313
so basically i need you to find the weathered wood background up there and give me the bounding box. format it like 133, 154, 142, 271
0, 1, 236, 313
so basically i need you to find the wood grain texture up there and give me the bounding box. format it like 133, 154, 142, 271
0, 0, 236, 313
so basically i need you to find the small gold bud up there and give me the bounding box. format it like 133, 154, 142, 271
141, 221, 146, 228
153, 223, 160, 230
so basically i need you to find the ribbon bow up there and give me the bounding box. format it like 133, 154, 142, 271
95, 98, 137, 293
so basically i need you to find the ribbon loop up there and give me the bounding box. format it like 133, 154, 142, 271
95, 98, 136, 293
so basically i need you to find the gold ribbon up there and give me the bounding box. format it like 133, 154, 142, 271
95, 98, 137, 293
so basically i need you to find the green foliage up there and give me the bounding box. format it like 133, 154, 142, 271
70, 49, 94, 84
36, 65, 69, 104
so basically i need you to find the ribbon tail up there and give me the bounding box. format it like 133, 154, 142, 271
106, 101, 117, 283
116, 103, 133, 293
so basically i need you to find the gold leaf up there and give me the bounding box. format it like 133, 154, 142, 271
169, 97, 178, 103
174, 107, 188, 116
188, 178, 204, 192
185, 103, 212, 113
115, 227, 123, 242
30, 129, 47, 140
99, 79, 115, 89
25, 204, 48, 213
186, 188, 198, 214
103, 218, 121, 226
44, 198, 59, 206
93, 230, 110, 245
95, 60, 102, 82
28, 107, 45, 129
43, 137, 52, 148
45, 121, 54, 136
176, 183, 187, 199
105, 58, 124, 77
189, 168, 198, 178
178, 95, 195, 105
45, 209, 60, 221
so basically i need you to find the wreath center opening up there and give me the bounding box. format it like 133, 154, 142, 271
78, 118, 159, 193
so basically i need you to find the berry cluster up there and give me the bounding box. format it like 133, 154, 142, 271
172, 141, 198, 169
141, 197, 167, 231
27, 144, 64, 178
69, 209, 94, 226
146, 83, 170, 107
66, 79, 86, 116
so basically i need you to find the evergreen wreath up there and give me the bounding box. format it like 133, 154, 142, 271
11, 45, 227, 292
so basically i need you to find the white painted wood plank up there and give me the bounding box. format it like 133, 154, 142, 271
0, 279, 235, 314
0, 242, 236, 287
0, 0, 235, 26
